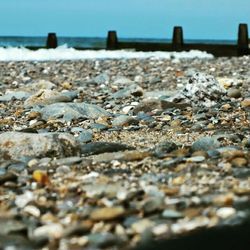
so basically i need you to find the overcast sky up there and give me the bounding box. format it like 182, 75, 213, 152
0, 0, 249, 39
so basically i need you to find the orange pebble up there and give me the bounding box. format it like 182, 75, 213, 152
32, 170, 50, 186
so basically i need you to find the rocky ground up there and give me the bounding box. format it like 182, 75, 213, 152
0, 56, 250, 249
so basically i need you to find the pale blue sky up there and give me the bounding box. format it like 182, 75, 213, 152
0, 0, 249, 39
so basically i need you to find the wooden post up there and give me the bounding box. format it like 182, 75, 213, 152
106, 31, 118, 50
237, 24, 249, 56
46, 33, 58, 48
172, 26, 184, 51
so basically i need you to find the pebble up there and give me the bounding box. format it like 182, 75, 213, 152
142, 197, 164, 214
33, 223, 64, 238
38, 102, 111, 122
112, 84, 143, 99
0, 91, 31, 102
192, 136, 220, 152
80, 142, 134, 156
231, 157, 248, 167
170, 72, 226, 107
216, 207, 236, 219
23, 205, 41, 217
90, 206, 125, 221
153, 141, 178, 158
241, 98, 250, 108
227, 88, 241, 98
162, 209, 184, 219
24, 89, 76, 107
0, 132, 80, 160
131, 219, 155, 234
112, 115, 138, 127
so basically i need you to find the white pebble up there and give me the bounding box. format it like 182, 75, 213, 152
216, 207, 236, 219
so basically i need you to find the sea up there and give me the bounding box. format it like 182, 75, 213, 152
0, 36, 236, 48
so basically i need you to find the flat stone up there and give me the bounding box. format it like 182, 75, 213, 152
38, 102, 111, 122
76, 130, 93, 143
231, 157, 248, 167
90, 150, 151, 162
24, 89, 76, 107
192, 136, 220, 152
33, 223, 64, 239
112, 115, 138, 127
90, 206, 125, 221
88, 233, 119, 248
0, 91, 31, 102
153, 141, 178, 158
142, 197, 164, 214
20, 79, 56, 92
51, 156, 83, 166
162, 209, 184, 219
81, 142, 134, 156
144, 90, 177, 99
0, 132, 80, 160
112, 84, 143, 99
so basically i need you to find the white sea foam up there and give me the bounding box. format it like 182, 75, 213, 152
0, 45, 213, 61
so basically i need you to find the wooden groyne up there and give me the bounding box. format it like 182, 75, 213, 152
44, 23, 249, 57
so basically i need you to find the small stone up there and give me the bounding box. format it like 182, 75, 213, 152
192, 136, 220, 152
172, 176, 185, 185
112, 84, 143, 99
216, 207, 236, 219
0, 132, 80, 160
32, 170, 50, 186
56, 165, 71, 174
15, 191, 34, 208
241, 98, 250, 108
213, 193, 234, 206
131, 219, 155, 234
186, 156, 205, 162
152, 224, 169, 236
153, 141, 178, 158
27, 111, 41, 120
23, 205, 41, 217
112, 115, 138, 127
90, 206, 125, 221
33, 223, 63, 238
227, 88, 241, 98
24, 89, 75, 107
142, 197, 163, 214
91, 150, 150, 162
0, 91, 31, 102
39, 102, 111, 122
221, 103, 232, 111
162, 209, 184, 219
231, 157, 248, 167
170, 119, 181, 127
88, 233, 118, 248
80, 142, 134, 156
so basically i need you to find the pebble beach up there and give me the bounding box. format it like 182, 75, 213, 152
1, 54, 250, 249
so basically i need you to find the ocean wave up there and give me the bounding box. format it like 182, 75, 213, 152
0, 45, 214, 61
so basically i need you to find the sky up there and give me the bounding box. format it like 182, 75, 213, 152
0, 0, 249, 40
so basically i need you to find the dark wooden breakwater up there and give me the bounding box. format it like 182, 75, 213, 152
46, 23, 249, 57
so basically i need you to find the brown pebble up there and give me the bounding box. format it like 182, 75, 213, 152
231, 157, 248, 167
227, 88, 241, 98
27, 111, 41, 120
241, 98, 250, 108
90, 206, 125, 221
